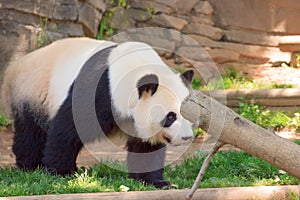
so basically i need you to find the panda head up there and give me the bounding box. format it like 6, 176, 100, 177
131, 69, 194, 145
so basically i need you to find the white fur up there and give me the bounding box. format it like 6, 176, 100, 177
2, 38, 116, 118
47, 38, 116, 118
108, 42, 193, 145
108, 42, 189, 118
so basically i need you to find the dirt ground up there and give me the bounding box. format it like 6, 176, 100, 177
1, 129, 299, 168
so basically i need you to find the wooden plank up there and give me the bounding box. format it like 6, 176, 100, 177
1, 186, 299, 200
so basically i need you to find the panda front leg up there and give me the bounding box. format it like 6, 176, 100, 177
42, 120, 83, 176
42, 124, 83, 176
42, 103, 83, 176
127, 137, 170, 189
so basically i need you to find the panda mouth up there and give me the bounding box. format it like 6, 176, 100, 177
163, 134, 172, 143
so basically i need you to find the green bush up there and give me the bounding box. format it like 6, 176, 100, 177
237, 100, 300, 130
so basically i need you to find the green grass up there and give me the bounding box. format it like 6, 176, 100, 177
192, 68, 294, 90
0, 114, 12, 129
237, 100, 300, 130
1, 146, 299, 197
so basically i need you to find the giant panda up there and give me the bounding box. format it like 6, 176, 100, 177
2, 37, 194, 188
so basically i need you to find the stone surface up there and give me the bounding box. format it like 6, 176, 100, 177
224, 29, 280, 47
177, 0, 199, 14
184, 34, 291, 63
0, 9, 40, 27
89, 0, 106, 11
38, 2, 55, 19
78, 2, 101, 37
0, 0, 37, 15
150, 14, 188, 30
53, 5, 77, 20
190, 14, 214, 25
187, 34, 218, 47
55, 0, 77, 5
1, 0, 300, 82
222, 42, 291, 63
155, 0, 179, 9
131, 0, 175, 14
279, 36, 300, 52
176, 46, 211, 61
46, 31, 67, 42
122, 28, 182, 42
112, 8, 151, 26
194, 1, 213, 16
56, 23, 84, 36
110, 8, 136, 30
207, 48, 240, 63
209, 0, 300, 34
183, 23, 224, 41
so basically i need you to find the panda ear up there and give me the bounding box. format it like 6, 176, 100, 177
181, 69, 194, 85
137, 74, 159, 99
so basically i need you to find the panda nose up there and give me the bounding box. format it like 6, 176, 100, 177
181, 136, 192, 141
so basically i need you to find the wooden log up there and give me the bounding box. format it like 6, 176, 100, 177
181, 91, 300, 179
2, 186, 300, 200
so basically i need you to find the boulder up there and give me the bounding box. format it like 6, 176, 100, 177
183, 23, 223, 41
110, 8, 136, 31
177, 0, 199, 14
206, 48, 240, 63
184, 34, 291, 63
53, 5, 77, 20
131, 0, 175, 14
89, 0, 106, 11
78, 2, 101, 37
187, 34, 218, 47
154, 0, 200, 15
49, 23, 83, 37
150, 14, 188, 30
224, 29, 279, 47
190, 14, 214, 26
155, 0, 179, 10
194, 1, 213, 16
176, 46, 211, 61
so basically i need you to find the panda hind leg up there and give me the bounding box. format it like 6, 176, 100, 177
127, 137, 171, 189
12, 103, 48, 170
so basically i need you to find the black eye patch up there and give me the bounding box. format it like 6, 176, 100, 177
161, 112, 177, 127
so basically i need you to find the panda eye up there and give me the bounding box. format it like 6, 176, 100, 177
161, 112, 177, 128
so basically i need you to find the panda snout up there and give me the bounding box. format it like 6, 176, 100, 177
181, 136, 192, 141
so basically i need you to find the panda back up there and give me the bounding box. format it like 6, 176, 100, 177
2, 38, 116, 119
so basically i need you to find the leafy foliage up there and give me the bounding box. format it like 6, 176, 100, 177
237, 100, 300, 130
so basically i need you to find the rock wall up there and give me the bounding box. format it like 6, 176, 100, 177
0, 0, 105, 71
1, 0, 300, 80
110, 0, 300, 76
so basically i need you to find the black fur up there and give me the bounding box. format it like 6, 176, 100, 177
137, 74, 159, 98
42, 46, 116, 175
127, 137, 170, 188
161, 111, 177, 128
12, 103, 48, 170
41, 88, 83, 175
180, 69, 194, 87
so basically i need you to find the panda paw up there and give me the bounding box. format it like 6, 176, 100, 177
149, 180, 171, 189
